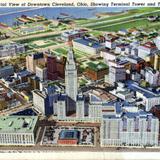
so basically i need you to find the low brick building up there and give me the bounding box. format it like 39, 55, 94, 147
85, 62, 109, 80
58, 130, 79, 145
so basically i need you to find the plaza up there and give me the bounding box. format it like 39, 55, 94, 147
42, 126, 94, 146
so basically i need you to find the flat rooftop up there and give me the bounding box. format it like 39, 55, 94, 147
74, 38, 103, 49
126, 81, 160, 98
0, 116, 38, 133
16, 70, 32, 78
87, 62, 108, 72
59, 130, 79, 140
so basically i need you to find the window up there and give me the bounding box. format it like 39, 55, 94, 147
122, 118, 127, 132
134, 117, 139, 132
147, 116, 151, 132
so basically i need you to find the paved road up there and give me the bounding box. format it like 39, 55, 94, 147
95, 127, 100, 148
0, 119, 159, 152
0, 102, 32, 115
0, 145, 159, 152
0, 150, 159, 160
36, 126, 45, 145
0, 31, 61, 44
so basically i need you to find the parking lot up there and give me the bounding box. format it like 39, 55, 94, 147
42, 126, 95, 146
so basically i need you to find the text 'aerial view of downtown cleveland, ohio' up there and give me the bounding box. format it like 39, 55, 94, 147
0, 7, 160, 156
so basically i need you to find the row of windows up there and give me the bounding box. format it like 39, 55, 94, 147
103, 120, 158, 133
0, 134, 34, 144
102, 139, 158, 146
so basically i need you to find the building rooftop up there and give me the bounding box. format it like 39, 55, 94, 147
16, 70, 32, 78
58, 94, 67, 101
87, 61, 108, 72
59, 130, 79, 140
0, 116, 38, 133
103, 106, 156, 119
77, 94, 84, 101
126, 81, 160, 98
145, 67, 158, 74
29, 52, 44, 59
0, 65, 14, 71
119, 29, 128, 33
126, 55, 144, 63
32, 89, 47, 99
143, 42, 157, 49
90, 94, 102, 102
74, 38, 103, 49
123, 110, 156, 119
62, 29, 87, 36
109, 58, 129, 66
103, 115, 120, 119
0, 42, 23, 50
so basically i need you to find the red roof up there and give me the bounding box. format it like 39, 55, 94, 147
143, 42, 156, 49
79, 29, 88, 32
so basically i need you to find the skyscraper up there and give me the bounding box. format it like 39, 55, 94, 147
65, 48, 78, 114
26, 52, 44, 73
154, 53, 160, 71
47, 55, 58, 80
65, 48, 78, 102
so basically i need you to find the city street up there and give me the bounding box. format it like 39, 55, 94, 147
0, 118, 155, 152
0, 7, 160, 159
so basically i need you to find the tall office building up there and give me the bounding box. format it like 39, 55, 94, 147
57, 95, 66, 119
32, 89, 49, 115
76, 95, 85, 118
65, 48, 78, 102
101, 111, 159, 147
138, 42, 158, 60
26, 52, 44, 73
47, 55, 58, 80
32, 86, 58, 116
154, 36, 160, 50
56, 56, 66, 79
154, 53, 160, 71
36, 66, 47, 81
109, 66, 126, 84
145, 67, 160, 87
0, 96, 7, 110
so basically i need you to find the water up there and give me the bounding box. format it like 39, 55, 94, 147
0, 7, 133, 26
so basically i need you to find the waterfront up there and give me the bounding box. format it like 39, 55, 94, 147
0, 7, 133, 26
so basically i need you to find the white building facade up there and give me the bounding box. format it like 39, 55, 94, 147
145, 67, 160, 87
32, 90, 47, 115
65, 49, 78, 102
0, 116, 38, 146
109, 66, 126, 84
36, 66, 47, 81
0, 42, 25, 58
76, 96, 85, 119
101, 112, 159, 147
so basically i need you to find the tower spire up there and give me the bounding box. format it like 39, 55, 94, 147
65, 48, 78, 103
67, 47, 74, 61
66, 48, 76, 70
